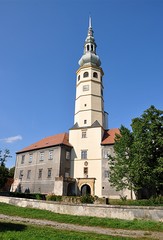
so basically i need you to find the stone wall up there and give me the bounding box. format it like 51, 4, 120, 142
0, 196, 162, 222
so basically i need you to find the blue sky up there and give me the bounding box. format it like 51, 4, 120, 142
0, 0, 162, 168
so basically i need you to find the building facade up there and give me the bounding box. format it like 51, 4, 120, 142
13, 18, 131, 199
12, 133, 74, 195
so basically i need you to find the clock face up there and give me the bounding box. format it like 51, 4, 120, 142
84, 161, 88, 166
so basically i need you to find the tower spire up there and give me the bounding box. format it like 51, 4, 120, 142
89, 15, 92, 28
78, 17, 101, 67
88, 15, 93, 37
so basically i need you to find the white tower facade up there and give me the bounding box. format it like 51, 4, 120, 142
74, 18, 105, 128
69, 18, 108, 197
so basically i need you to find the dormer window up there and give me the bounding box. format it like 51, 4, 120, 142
83, 72, 89, 78
93, 72, 98, 78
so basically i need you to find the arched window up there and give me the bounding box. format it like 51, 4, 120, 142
91, 44, 93, 51
101, 88, 103, 96
93, 72, 98, 78
78, 75, 80, 81
87, 45, 89, 51
83, 72, 89, 78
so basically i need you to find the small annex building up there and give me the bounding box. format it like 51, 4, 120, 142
12, 18, 131, 199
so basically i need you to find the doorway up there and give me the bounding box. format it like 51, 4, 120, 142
81, 184, 91, 196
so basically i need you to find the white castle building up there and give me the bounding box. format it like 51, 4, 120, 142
13, 18, 130, 199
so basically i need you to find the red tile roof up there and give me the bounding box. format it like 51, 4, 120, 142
17, 133, 72, 153
101, 128, 120, 145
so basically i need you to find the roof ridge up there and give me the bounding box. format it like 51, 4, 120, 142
17, 132, 71, 154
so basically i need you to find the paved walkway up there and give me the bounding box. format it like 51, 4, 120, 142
0, 214, 163, 239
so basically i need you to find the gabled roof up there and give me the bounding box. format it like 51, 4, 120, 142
70, 122, 79, 129
17, 133, 72, 154
101, 128, 120, 145
91, 120, 101, 127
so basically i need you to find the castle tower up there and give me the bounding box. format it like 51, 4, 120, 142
74, 17, 106, 128
69, 17, 108, 197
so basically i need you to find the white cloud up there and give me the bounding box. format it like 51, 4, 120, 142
2, 135, 23, 143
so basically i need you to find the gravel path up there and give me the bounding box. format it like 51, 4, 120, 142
0, 214, 163, 239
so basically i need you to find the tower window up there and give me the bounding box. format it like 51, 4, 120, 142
91, 44, 93, 51
101, 88, 103, 96
84, 167, 88, 178
84, 120, 87, 124
93, 72, 98, 78
83, 72, 89, 78
87, 45, 89, 51
81, 150, 87, 159
78, 75, 80, 81
83, 85, 89, 91
82, 131, 87, 138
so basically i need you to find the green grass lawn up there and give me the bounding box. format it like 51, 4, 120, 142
0, 220, 149, 240
0, 202, 163, 233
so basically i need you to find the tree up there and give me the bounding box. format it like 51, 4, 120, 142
8, 166, 15, 178
108, 126, 135, 199
0, 149, 11, 167
0, 166, 9, 190
0, 149, 11, 190
131, 105, 163, 198
108, 105, 163, 199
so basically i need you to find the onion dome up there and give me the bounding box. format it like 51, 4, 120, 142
79, 17, 101, 67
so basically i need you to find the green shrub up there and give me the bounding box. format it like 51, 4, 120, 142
9, 192, 46, 200
148, 195, 163, 205
46, 194, 62, 202
35, 194, 42, 200
80, 195, 94, 204
108, 197, 163, 206
119, 195, 127, 201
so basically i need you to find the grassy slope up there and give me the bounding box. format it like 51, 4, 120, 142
0, 221, 136, 240
0, 203, 163, 232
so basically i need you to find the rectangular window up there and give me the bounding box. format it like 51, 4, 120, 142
65, 172, 69, 177
104, 170, 109, 178
84, 167, 88, 178
103, 149, 111, 159
103, 150, 108, 159
27, 170, 31, 179
29, 154, 33, 163
19, 170, 23, 179
66, 151, 70, 160
49, 150, 53, 160
82, 131, 87, 138
47, 168, 52, 178
83, 85, 89, 91
38, 169, 43, 179
81, 150, 87, 159
21, 155, 25, 164
40, 152, 44, 161
84, 120, 87, 124
65, 167, 70, 177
